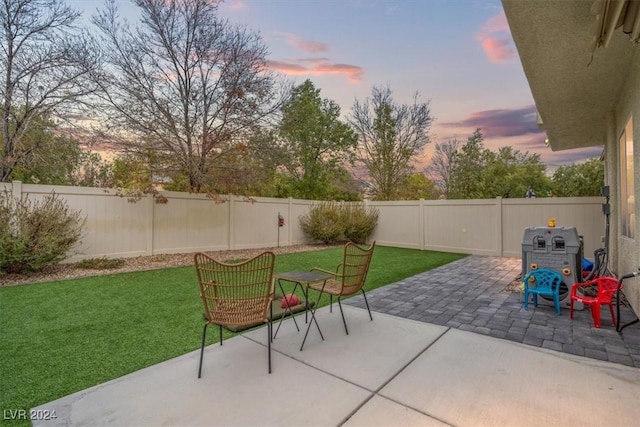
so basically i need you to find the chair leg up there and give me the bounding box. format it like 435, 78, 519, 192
523, 291, 529, 310
570, 297, 575, 319
198, 323, 209, 379
267, 320, 272, 374
270, 302, 274, 342
337, 298, 348, 335
554, 294, 561, 316
219, 324, 223, 345
361, 289, 373, 321
608, 303, 616, 327
593, 304, 601, 328
330, 295, 333, 313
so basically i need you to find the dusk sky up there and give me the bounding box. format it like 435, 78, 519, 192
72, 0, 604, 170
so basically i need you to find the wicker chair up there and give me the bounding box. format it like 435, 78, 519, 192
194, 251, 275, 378
301, 241, 376, 350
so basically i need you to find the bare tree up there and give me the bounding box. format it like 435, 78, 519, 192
0, 0, 101, 182
426, 138, 460, 198
92, 0, 289, 193
349, 85, 434, 200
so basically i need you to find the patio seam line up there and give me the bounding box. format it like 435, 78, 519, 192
337, 326, 452, 427
240, 310, 452, 397
239, 325, 385, 392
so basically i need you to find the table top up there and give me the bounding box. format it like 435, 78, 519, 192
275, 270, 332, 283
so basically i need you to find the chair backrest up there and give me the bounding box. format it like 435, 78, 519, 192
194, 251, 275, 326
593, 276, 619, 303
524, 268, 563, 294
340, 241, 376, 295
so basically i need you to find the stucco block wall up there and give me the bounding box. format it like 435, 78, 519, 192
614, 47, 640, 314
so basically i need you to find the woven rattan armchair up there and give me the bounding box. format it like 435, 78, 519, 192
194, 251, 275, 378
301, 241, 375, 349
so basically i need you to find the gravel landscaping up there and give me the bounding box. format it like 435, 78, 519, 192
0, 243, 341, 287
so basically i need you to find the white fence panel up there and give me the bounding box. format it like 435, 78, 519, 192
423, 199, 501, 256
232, 196, 291, 250
369, 200, 422, 249
152, 191, 229, 255
501, 197, 603, 258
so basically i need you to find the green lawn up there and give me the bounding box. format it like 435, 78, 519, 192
0, 246, 466, 424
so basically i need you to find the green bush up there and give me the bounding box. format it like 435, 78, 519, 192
299, 201, 379, 244
299, 201, 344, 244
0, 190, 85, 274
342, 203, 379, 244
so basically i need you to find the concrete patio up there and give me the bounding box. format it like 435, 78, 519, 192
32, 256, 640, 426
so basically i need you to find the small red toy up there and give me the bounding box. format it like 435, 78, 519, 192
280, 293, 300, 309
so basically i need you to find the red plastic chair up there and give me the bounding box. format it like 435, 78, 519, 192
569, 277, 620, 328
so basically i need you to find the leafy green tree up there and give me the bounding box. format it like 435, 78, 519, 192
8, 112, 112, 187
551, 158, 604, 197
447, 129, 550, 199
448, 129, 488, 199
350, 85, 434, 200
72, 151, 114, 188
110, 155, 154, 197
396, 173, 441, 200
324, 167, 363, 201
278, 79, 357, 200
481, 146, 550, 198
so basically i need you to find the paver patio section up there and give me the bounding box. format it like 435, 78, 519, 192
347, 255, 640, 368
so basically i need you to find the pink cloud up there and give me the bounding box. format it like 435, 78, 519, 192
480, 38, 515, 63
313, 63, 363, 82
296, 57, 331, 64
475, 12, 516, 63
266, 60, 364, 83
265, 60, 309, 74
224, 1, 246, 10
288, 36, 328, 53
273, 32, 329, 53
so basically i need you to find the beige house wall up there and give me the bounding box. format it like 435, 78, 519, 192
1, 182, 605, 264
612, 49, 640, 313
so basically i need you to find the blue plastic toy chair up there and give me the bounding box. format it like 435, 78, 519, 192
523, 268, 563, 316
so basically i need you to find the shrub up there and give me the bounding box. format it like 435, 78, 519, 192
0, 190, 85, 274
342, 203, 379, 244
299, 201, 379, 245
299, 201, 344, 244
